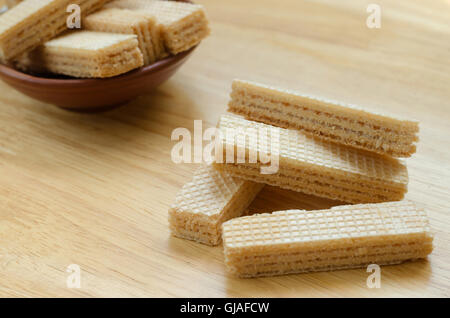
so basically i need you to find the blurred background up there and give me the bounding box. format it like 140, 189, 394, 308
0, 0, 449, 297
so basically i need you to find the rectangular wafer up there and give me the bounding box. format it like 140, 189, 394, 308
18, 31, 143, 78
169, 165, 264, 246
106, 0, 210, 55
213, 114, 408, 204
222, 201, 433, 278
84, 7, 157, 65
228, 80, 419, 157
0, 0, 108, 63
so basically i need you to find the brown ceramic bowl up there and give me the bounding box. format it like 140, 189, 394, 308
0, 0, 195, 111
0, 46, 196, 111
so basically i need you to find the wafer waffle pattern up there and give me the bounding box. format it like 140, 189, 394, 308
107, 0, 210, 54
0, 0, 108, 62
19, 31, 143, 78
228, 80, 419, 157
169, 165, 264, 245
214, 114, 408, 203
84, 8, 157, 65
222, 201, 433, 277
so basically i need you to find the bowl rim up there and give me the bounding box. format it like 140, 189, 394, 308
0, 46, 196, 87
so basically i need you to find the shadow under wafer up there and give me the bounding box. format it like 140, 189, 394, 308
247, 185, 345, 215
224, 259, 431, 297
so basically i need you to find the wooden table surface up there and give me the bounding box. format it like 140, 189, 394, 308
0, 0, 449, 297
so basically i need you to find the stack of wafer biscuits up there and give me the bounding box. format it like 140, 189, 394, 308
18, 31, 143, 78
222, 201, 433, 278
228, 79, 419, 157
213, 114, 408, 204
106, 0, 210, 54
0, 0, 108, 63
169, 78, 430, 279
0, 0, 210, 78
169, 165, 263, 245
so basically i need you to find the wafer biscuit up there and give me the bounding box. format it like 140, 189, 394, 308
19, 31, 143, 78
169, 165, 264, 246
228, 80, 419, 157
222, 201, 433, 278
0, 0, 108, 62
213, 114, 408, 204
84, 7, 157, 65
107, 0, 210, 54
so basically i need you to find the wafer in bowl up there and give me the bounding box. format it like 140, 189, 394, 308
17, 31, 144, 78
0, 0, 108, 62
0, 0, 202, 110
106, 0, 210, 55
84, 7, 159, 65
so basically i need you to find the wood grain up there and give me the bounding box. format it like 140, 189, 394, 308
0, 0, 449, 297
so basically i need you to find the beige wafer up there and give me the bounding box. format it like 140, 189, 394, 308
222, 201, 433, 278
213, 114, 408, 204
0, 0, 108, 63
18, 31, 143, 78
84, 7, 157, 65
106, 0, 210, 55
228, 80, 419, 157
169, 165, 264, 246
